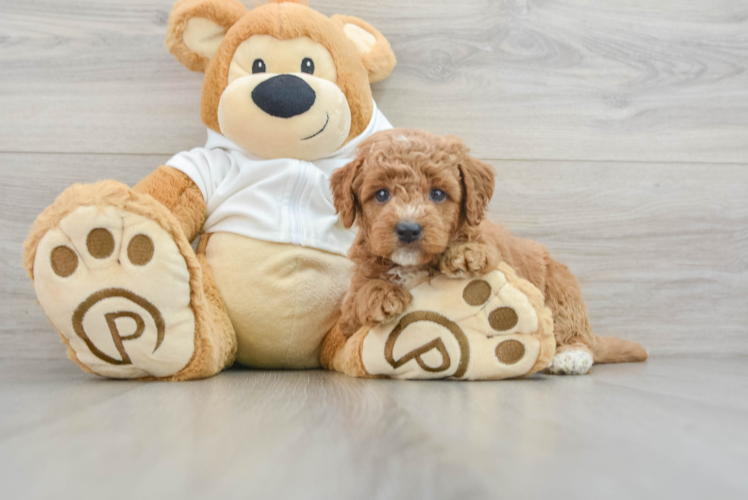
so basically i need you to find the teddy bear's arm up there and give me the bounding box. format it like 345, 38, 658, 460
133, 166, 206, 242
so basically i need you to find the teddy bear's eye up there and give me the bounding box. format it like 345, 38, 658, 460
430, 188, 447, 203
301, 58, 315, 74
374, 189, 390, 203
252, 59, 266, 74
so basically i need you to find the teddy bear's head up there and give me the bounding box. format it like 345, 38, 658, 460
166, 0, 396, 161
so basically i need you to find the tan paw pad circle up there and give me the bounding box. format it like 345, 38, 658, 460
127, 234, 154, 266
489, 307, 519, 331
86, 228, 115, 259
496, 339, 525, 364
51, 246, 78, 277
463, 279, 492, 306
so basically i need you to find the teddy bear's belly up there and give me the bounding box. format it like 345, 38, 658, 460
205, 232, 354, 368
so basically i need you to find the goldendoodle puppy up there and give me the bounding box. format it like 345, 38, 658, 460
331, 128, 647, 374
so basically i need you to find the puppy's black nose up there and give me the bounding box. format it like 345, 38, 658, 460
396, 221, 423, 244
251, 75, 316, 118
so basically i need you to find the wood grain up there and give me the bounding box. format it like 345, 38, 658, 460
488, 160, 748, 356
1, 0, 747, 161
1, 358, 747, 499
2, 153, 746, 359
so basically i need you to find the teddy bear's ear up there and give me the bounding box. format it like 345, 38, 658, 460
331, 15, 397, 83
166, 0, 248, 73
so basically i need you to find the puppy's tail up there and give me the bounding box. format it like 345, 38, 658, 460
593, 336, 648, 364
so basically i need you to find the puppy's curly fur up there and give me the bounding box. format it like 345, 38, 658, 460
331, 128, 648, 366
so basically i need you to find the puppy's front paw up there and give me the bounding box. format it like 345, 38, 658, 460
357, 281, 412, 326
440, 243, 499, 278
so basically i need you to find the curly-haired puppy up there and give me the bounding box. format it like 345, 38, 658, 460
330, 128, 647, 375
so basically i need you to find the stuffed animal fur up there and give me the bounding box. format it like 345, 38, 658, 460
22, 0, 641, 381
23, 0, 398, 380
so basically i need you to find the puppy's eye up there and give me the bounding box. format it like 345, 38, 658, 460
252, 59, 266, 74
374, 189, 390, 203
301, 58, 315, 74
430, 188, 447, 203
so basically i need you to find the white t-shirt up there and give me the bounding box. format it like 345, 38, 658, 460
166, 101, 392, 256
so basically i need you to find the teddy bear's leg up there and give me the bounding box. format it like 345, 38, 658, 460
319, 322, 373, 378
23, 181, 236, 380
204, 233, 354, 369
322, 262, 556, 380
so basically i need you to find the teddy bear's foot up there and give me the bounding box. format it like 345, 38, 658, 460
325, 262, 556, 380
25, 181, 229, 380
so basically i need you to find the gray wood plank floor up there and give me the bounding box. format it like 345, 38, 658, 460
1, 357, 746, 500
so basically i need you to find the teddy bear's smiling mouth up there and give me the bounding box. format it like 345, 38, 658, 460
301, 113, 329, 141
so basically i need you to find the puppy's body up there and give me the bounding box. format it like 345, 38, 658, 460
332, 129, 647, 374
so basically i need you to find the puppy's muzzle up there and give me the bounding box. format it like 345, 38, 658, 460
396, 221, 423, 244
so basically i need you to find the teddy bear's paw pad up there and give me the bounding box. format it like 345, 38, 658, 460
33, 205, 195, 379
545, 349, 593, 375
360, 269, 550, 380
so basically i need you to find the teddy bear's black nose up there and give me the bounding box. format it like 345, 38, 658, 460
396, 221, 423, 244
251, 75, 316, 118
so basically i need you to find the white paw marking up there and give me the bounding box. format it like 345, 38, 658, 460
34, 205, 195, 379
546, 349, 593, 375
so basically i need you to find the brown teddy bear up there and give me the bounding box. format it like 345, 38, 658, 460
22, 0, 398, 380
23, 0, 640, 381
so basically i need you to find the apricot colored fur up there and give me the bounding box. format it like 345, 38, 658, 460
165, 0, 396, 144
166, 0, 248, 73
331, 128, 647, 364
319, 322, 371, 377
134, 166, 207, 241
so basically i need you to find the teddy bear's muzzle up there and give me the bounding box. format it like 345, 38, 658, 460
251, 74, 316, 118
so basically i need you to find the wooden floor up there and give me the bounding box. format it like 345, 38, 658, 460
1, 357, 747, 499
1, 1, 747, 498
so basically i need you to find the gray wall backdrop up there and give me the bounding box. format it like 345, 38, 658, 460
1, 0, 747, 359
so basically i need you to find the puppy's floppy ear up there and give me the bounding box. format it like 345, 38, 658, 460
166, 0, 248, 72
458, 153, 496, 227
331, 15, 397, 83
331, 156, 364, 229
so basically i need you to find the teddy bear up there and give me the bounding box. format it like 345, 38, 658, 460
22, 0, 398, 380
23, 0, 636, 382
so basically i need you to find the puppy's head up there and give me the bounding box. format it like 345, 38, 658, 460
331, 128, 495, 266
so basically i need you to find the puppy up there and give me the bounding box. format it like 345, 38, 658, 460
330, 128, 647, 374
